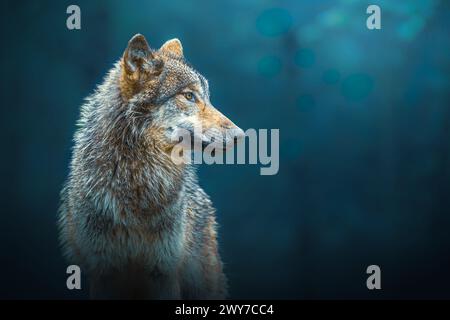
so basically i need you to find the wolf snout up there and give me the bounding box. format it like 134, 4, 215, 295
226, 127, 245, 146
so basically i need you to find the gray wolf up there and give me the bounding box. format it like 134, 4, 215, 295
58, 34, 244, 299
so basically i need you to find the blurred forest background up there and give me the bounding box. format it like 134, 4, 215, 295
1, 0, 450, 299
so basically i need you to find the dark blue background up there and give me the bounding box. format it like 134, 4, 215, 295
1, 0, 450, 299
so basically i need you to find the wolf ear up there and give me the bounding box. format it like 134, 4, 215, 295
123, 34, 163, 78
159, 38, 183, 58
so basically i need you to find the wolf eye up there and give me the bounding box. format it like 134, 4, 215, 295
183, 92, 195, 102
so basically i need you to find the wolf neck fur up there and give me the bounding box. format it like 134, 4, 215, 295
76, 63, 188, 224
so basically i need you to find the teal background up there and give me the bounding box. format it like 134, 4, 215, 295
1, 0, 450, 298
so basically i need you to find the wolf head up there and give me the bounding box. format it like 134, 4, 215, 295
119, 34, 244, 155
